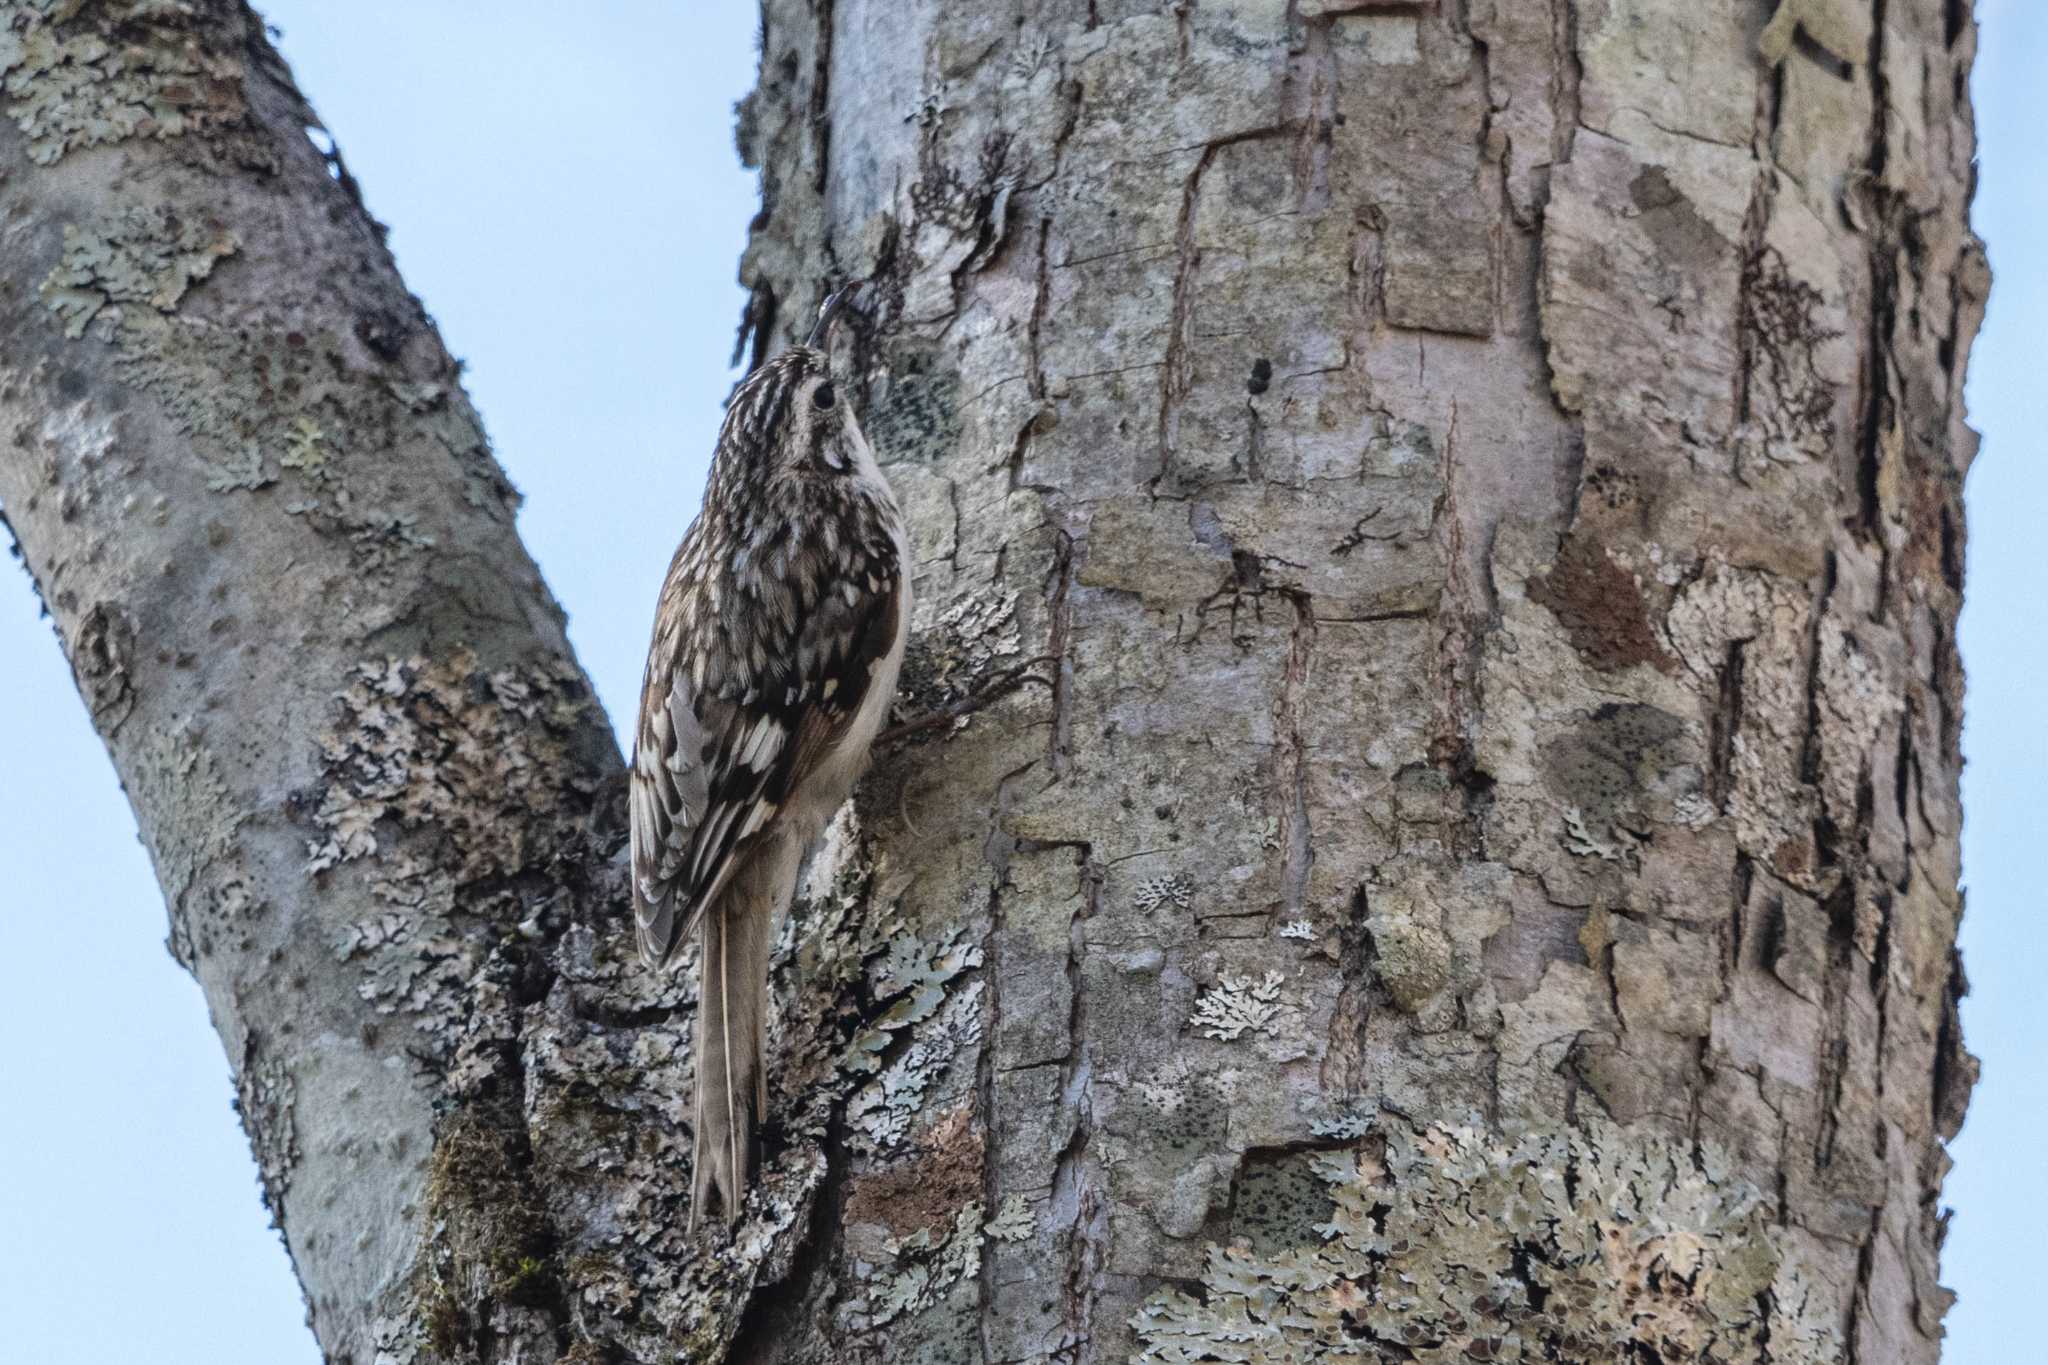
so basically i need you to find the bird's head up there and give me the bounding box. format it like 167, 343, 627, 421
718, 286, 872, 482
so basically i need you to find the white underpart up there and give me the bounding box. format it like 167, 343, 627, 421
788, 413, 910, 836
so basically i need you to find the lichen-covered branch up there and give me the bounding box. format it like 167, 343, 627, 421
0, 0, 627, 1356
0, 0, 1984, 1361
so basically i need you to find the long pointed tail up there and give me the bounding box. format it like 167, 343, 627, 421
690, 881, 771, 1227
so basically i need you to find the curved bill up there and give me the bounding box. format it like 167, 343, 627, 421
806, 283, 860, 350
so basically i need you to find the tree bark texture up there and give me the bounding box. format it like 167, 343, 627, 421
0, 2, 1983, 1363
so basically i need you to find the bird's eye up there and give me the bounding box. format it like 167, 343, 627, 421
812, 383, 836, 410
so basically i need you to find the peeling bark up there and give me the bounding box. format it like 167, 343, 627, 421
0, 0, 1983, 1362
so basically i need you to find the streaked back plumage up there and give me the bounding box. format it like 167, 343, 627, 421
629, 342, 909, 1224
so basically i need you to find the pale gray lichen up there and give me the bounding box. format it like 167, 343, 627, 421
1131, 1120, 1844, 1364
341, 509, 438, 574
936, 586, 1020, 662
847, 927, 986, 1064
388, 379, 448, 412
841, 1202, 985, 1334
201, 444, 273, 492
1672, 792, 1718, 828
303, 652, 596, 1042
513, 814, 965, 1364
0, 0, 258, 166
368, 1311, 419, 1365
986, 1194, 1034, 1243
39, 209, 236, 339
1190, 970, 1288, 1042
1135, 874, 1195, 913
304, 650, 596, 881
1278, 919, 1316, 942
338, 892, 470, 1022
333, 910, 415, 961
1309, 1112, 1372, 1140
846, 930, 987, 1152
1561, 804, 1629, 861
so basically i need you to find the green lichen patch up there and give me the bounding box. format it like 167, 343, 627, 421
278, 415, 330, 476
839, 1202, 986, 1335
0, 0, 258, 165
844, 929, 987, 1152
39, 208, 236, 338
1132, 1120, 1842, 1363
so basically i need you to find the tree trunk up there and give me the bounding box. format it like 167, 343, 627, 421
0, 1, 1983, 1362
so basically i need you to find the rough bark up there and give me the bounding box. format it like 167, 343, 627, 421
0, 1, 1983, 1363
0, 1, 626, 1356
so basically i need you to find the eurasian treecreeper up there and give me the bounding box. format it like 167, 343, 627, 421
631, 288, 911, 1227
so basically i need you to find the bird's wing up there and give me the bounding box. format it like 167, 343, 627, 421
630, 567, 903, 968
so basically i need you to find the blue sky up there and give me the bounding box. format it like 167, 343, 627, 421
0, 3, 2036, 1360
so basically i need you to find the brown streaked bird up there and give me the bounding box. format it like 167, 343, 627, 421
630, 291, 908, 1226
